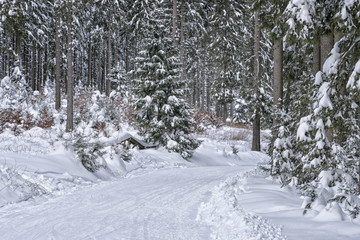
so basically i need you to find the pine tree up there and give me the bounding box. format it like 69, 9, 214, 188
132, 0, 200, 159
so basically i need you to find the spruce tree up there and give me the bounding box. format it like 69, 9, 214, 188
132, 0, 200, 159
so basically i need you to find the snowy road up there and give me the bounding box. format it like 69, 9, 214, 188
0, 166, 249, 240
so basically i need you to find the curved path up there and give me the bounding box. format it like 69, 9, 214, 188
0, 166, 252, 240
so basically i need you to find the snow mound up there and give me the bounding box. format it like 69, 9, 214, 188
197, 170, 286, 240
0, 142, 97, 207
0, 128, 56, 154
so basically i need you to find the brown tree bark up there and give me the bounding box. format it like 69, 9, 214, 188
55, 13, 61, 110
31, 41, 36, 91
37, 45, 42, 91
106, 21, 112, 96
252, 10, 261, 152
66, 0, 74, 132
180, 0, 185, 82
172, 0, 178, 46
273, 39, 283, 109
320, 33, 334, 69
312, 36, 321, 75
320, 33, 334, 142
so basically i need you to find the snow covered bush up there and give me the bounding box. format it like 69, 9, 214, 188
0, 66, 54, 135
64, 89, 134, 172
0, 165, 48, 207
192, 108, 224, 133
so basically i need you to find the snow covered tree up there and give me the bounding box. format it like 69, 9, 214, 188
106, 63, 128, 97
279, 0, 360, 218
207, 0, 245, 122
132, 0, 200, 159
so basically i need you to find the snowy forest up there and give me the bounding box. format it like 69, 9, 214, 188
1, 0, 360, 239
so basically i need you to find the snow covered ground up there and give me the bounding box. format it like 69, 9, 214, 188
1, 127, 360, 239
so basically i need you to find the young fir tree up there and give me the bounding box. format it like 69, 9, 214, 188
106, 63, 128, 97
132, 0, 200, 159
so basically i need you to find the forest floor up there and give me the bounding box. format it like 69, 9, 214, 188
0, 127, 360, 239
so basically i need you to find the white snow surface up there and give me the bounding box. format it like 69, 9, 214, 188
1, 127, 360, 239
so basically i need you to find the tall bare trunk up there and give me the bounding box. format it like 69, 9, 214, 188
97, 46, 103, 92
55, 13, 61, 110
106, 21, 112, 96
252, 10, 261, 152
125, 32, 129, 73
320, 33, 334, 70
66, 0, 74, 132
270, 38, 284, 174
223, 103, 227, 122
44, 44, 48, 83
31, 41, 36, 91
15, 31, 21, 67
320, 33, 334, 142
172, 0, 178, 46
37, 45, 42, 91
180, 0, 185, 82
273, 39, 283, 109
312, 37, 321, 75
114, 28, 119, 67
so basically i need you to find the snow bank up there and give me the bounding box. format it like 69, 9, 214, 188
197, 169, 286, 240
0, 131, 97, 207
0, 127, 56, 154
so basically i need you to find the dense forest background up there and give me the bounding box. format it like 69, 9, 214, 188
1, 0, 360, 219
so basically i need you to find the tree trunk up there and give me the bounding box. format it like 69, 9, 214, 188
31, 41, 36, 91
273, 39, 283, 109
252, 10, 261, 152
180, 0, 185, 83
106, 21, 112, 96
172, 0, 178, 46
223, 103, 227, 122
320, 33, 334, 142
312, 37, 321, 75
55, 13, 61, 110
37, 46, 42, 91
66, 0, 74, 132
114, 28, 119, 67
87, 38, 92, 87
15, 31, 21, 67
320, 33, 334, 70
44, 44, 48, 84
97, 46, 103, 92
125, 31, 129, 73
206, 75, 211, 112
201, 41, 206, 111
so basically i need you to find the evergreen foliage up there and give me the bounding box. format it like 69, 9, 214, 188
132, 0, 200, 159
270, 0, 360, 218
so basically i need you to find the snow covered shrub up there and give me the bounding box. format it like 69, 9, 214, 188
0, 66, 54, 135
0, 109, 35, 135
193, 108, 223, 133
72, 136, 105, 172
68, 89, 134, 171
0, 165, 48, 206
73, 89, 133, 136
